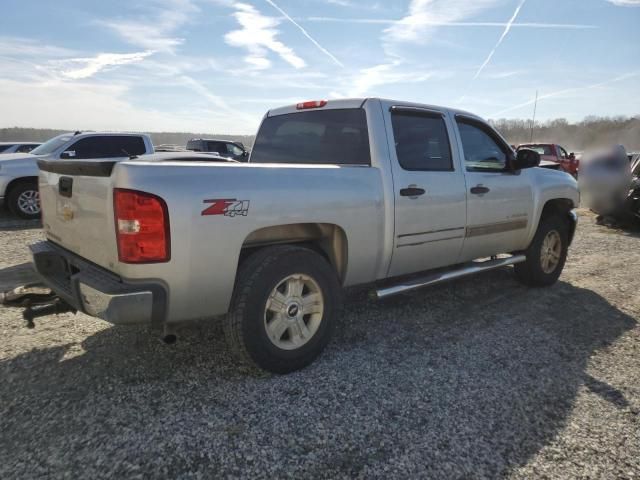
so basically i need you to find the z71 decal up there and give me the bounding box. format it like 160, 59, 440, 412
201, 199, 250, 217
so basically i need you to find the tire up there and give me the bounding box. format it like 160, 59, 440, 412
7, 180, 40, 219
224, 245, 342, 374
514, 214, 569, 287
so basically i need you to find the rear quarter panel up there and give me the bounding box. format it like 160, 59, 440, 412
112, 161, 385, 322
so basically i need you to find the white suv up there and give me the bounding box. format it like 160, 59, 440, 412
0, 132, 154, 219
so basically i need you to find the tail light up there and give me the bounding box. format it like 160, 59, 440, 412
114, 188, 170, 263
296, 100, 327, 110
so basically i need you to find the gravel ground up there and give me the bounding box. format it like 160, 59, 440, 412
0, 209, 638, 479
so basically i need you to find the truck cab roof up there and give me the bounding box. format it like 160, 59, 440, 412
267, 98, 482, 121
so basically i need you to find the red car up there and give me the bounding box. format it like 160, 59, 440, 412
517, 143, 579, 176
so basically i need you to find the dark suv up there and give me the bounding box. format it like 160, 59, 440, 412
186, 139, 249, 161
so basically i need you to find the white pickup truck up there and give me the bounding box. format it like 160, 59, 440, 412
30, 98, 579, 373
0, 132, 154, 219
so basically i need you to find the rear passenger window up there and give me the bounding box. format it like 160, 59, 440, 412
391, 111, 453, 171
66, 136, 146, 159
250, 109, 370, 165
206, 141, 225, 153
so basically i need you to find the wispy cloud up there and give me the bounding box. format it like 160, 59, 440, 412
225, 3, 305, 70
606, 0, 640, 5
101, 0, 198, 52
99, 0, 243, 121
332, 60, 444, 97
325, 0, 355, 6
59, 51, 155, 79
490, 71, 640, 117
0, 36, 76, 57
471, 0, 526, 80
384, 0, 503, 43
305, 17, 596, 29
263, 0, 344, 67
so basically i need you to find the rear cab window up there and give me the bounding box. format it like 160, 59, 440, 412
250, 109, 371, 165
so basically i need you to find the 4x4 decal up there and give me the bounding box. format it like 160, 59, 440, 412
201, 199, 250, 217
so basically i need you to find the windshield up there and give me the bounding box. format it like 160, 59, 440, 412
30, 134, 72, 155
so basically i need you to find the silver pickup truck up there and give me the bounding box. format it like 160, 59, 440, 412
31, 98, 579, 373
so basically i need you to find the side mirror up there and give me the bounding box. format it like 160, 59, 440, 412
513, 148, 540, 170
60, 150, 76, 159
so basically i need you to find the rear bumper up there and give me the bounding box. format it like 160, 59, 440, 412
30, 241, 167, 325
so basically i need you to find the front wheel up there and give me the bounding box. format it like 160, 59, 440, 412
7, 180, 40, 219
224, 245, 341, 374
514, 215, 569, 287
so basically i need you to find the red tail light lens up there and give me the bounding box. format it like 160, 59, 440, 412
296, 100, 327, 110
114, 188, 170, 263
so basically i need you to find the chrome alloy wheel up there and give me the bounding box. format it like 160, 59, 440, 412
540, 230, 562, 274
17, 190, 40, 215
264, 273, 324, 350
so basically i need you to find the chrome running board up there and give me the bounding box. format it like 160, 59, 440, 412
375, 254, 526, 299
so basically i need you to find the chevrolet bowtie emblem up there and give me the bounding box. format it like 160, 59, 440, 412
61, 204, 74, 221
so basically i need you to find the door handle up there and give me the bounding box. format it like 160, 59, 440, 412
399, 186, 426, 197
470, 185, 490, 195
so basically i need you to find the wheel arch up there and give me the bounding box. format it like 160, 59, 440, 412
238, 223, 349, 283
5, 176, 38, 198
539, 198, 578, 245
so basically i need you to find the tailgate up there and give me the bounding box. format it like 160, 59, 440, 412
38, 160, 119, 270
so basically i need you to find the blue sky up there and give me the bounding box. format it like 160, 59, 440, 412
0, 0, 638, 133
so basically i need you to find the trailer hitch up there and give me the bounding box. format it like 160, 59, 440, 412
22, 298, 76, 329
1, 283, 76, 329
0, 283, 57, 307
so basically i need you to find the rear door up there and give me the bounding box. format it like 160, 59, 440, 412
386, 106, 467, 277
454, 117, 534, 261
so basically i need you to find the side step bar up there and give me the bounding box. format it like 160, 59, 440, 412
376, 254, 526, 299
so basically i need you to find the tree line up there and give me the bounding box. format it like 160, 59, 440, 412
488, 116, 640, 152
1, 115, 639, 152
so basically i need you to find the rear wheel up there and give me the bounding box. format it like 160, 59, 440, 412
7, 180, 40, 219
224, 245, 341, 374
514, 215, 568, 287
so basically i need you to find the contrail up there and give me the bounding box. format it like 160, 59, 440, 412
490, 71, 640, 117
472, 0, 527, 80
304, 17, 596, 29
263, 0, 344, 67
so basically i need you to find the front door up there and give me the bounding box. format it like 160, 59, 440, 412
386, 106, 467, 277
454, 117, 534, 261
